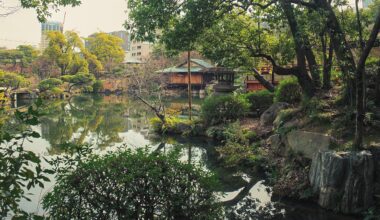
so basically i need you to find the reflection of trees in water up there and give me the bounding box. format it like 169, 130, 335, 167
39, 95, 152, 154
155, 141, 288, 220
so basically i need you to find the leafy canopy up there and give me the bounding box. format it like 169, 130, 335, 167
86, 32, 125, 72
127, 0, 219, 51
0, 70, 28, 91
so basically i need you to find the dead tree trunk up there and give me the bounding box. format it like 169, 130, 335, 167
135, 95, 166, 124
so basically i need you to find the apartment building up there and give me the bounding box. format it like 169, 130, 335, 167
126, 41, 153, 61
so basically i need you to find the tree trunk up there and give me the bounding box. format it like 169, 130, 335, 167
251, 68, 275, 92
280, 0, 315, 97
304, 37, 321, 87
321, 32, 333, 90
187, 50, 192, 120
315, 0, 357, 104
354, 12, 380, 150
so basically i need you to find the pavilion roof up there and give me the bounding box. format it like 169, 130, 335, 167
157, 59, 215, 74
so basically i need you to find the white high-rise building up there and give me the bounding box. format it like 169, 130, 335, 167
40, 21, 63, 51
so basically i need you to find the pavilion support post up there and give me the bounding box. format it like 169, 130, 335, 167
187, 50, 192, 120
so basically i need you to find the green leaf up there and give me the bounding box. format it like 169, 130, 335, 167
30, 132, 41, 138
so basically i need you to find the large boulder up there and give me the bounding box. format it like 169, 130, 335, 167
260, 102, 289, 126
286, 130, 333, 159
309, 151, 374, 214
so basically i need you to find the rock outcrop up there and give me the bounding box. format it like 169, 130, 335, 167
260, 102, 289, 126
309, 151, 374, 214
286, 131, 333, 159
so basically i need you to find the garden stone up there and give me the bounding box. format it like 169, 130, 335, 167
260, 102, 289, 126
286, 130, 332, 159
267, 134, 282, 149
309, 151, 374, 214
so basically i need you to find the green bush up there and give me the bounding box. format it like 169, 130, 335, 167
274, 77, 302, 104
92, 80, 104, 93
244, 90, 274, 114
201, 95, 250, 126
150, 116, 194, 135
38, 78, 63, 92
206, 121, 257, 144
43, 148, 221, 219
217, 141, 262, 168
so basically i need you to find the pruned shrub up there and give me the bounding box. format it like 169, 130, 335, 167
206, 121, 257, 144
38, 78, 63, 92
43, 148, 221, 219
244, 90, 274, 115
274, 77, 302, 104
150, 116, 194, 135
201, 95, 250, 126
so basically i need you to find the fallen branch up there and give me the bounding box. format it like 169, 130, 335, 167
135, 95, 166, 124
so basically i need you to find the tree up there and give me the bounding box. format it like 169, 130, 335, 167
0, 70, 28, 93
17, 45, 39, 73
38, 78, 63, 92
61, 73, 95, 93
197, 12, 295, 92
354, 11, 380, 149
127, 0, 321, 97
32, 55, 60, 79
44, 31, 91, 76
0, 48, 22, 68
86, 33, 125, 73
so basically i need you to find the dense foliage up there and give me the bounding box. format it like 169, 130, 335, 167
206, 122, 261, 168
244, 90, 274, 115
201, 95, 250, 126
87, 33, 125, 73
274, 77, 302, 104
0, 70, 28, 92
0, 99, 52, 218
38, 78, 63, 92
43, 148, 222, 219
61, 73, 96, 93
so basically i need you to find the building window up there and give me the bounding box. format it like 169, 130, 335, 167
132, 53, 136, 56
137, 52, 141, 56
137, 46, 141, 49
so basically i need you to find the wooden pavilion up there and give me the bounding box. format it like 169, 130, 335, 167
157, 59, 236, 92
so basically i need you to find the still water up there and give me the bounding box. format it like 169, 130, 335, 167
13, 95, 359, 219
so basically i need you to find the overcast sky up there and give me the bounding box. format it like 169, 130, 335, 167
0, 0, 129, 49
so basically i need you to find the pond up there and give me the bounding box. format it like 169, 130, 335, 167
11, 95, 359, 219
